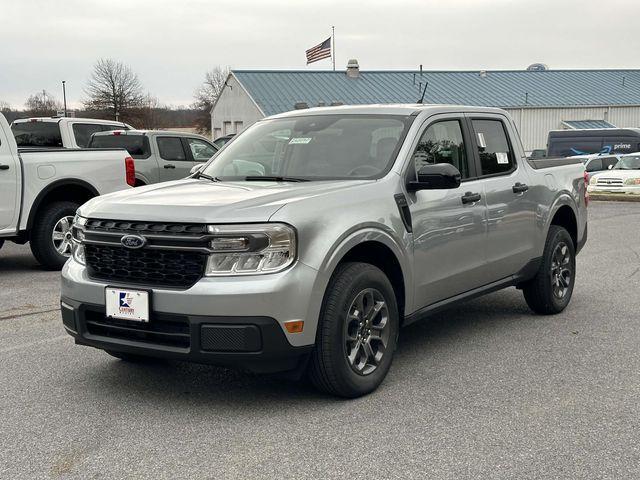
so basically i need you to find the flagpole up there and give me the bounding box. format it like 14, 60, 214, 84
332, 26, 335, 71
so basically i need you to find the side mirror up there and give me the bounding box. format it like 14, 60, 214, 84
407, 163, 462, 191
190, 163, 205, 175
607, 164, 614, 170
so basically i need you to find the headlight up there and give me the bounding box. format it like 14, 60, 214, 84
624, 178, 640, 185
589, 176, 599, 185
205, 223, 296, 275
71, 215, 87, 265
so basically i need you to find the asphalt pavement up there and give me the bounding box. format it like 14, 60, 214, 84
1, 201, 639, 479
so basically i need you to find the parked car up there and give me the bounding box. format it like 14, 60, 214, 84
213, 134, 235, 148
547, 128, 640, 157
569, 154, 620, 175
61, 105, 588, 397
588, 153, 640, 194
88, 130, 219, 185
11, 117, 132, 148
0, 113, 134, 269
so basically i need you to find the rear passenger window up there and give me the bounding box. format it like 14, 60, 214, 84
72, 123, 105, 148
157, 137, 187, 161
472, 119, 514, 176
412, 120, 470, 179
585, 159, 602, 172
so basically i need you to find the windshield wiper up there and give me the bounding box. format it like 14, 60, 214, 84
194, 171, 219, 182
243, 176, 310, 182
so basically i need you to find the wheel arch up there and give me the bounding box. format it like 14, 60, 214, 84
314, 227, 412, 323
27, 179, 98, 231
547, 195, 578, 249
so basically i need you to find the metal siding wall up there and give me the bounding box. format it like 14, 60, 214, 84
504, 106, 640, 151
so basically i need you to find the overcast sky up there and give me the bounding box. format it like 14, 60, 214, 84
2, 0, 639, 109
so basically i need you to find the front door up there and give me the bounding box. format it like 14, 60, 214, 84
407, 116, 488, 307
156, 136, 194, 181
466, 115, 537, 281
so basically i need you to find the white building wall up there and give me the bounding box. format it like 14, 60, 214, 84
505, 106, 640, 151
210, 75, 264, 139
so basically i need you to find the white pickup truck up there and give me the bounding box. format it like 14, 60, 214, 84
0, 113, 134, 269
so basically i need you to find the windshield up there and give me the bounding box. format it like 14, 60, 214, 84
614, 155, 640, 170
201, 114, 413, 181
11, 121, 63, 148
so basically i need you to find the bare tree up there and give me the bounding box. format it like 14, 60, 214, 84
0, 100, 12, 112
24, 90, 60, 115
84, 58, 145, 120
192, 66, 229, 134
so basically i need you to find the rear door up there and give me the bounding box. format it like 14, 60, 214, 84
467, 115, 537, 281
156, 136, 194, 181
0, 123, 20, 231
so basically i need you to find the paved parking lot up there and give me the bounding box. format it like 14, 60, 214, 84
1, 201, 640, 479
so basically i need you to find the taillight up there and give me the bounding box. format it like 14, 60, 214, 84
583, 170, 589, 207
125, 156, 135, 187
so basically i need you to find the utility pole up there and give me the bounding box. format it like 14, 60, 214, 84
62, 81, 67, 117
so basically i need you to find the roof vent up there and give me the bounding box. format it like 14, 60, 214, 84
479, 70, 487, 78
294, 102, 308, 110
346, 59, 360, 78
317, 101, 326, 107
527, 63, 548, 71
330, 101, 344, 106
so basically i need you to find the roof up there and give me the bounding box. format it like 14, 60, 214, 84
268, 103, 507, 118
562, 120, 616, 129
232, 69, 640, 116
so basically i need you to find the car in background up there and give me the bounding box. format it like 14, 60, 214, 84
213, 134, 235, 148
88, 130, 218, 185
588, 153, 640, 194
11, 117, 132, 148
547, 128, 640, 158
569, 154, 620, 176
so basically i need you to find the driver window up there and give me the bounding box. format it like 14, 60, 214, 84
413, 120, 469, 179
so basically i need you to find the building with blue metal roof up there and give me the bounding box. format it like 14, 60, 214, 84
211, 62, 640, 150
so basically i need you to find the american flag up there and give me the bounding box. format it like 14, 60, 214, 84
306, 37, 332, 65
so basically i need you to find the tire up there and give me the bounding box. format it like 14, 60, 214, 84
523, 225, 576, 315
30, 201, 80, 270
308, 262, 399, 398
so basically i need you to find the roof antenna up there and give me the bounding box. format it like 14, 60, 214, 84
418, 81, 429, 103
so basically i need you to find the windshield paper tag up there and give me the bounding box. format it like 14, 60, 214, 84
496, 152, 509, 164
289, 137, 312, 145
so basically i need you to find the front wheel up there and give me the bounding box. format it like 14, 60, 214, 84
522, 225, 576, 314
308, 262, 399, 398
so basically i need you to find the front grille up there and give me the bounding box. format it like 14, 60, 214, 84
84, 309, 190, 349
85, 219, 207, 236
597, 177, 623, 187
85, 244, 206, 288
83, 219, 209, 288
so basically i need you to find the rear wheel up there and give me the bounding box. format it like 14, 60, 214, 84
523, 225, 576, 314
30, 201, 79, 270
308, 262, 399, 398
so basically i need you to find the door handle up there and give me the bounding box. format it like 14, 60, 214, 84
512, 182, 529, 193
461, 192, 481, 204
164, 164, 176, 169
0, 164, 9, 170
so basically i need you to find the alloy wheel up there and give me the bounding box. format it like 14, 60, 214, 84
550, 242, 572, 299
344, 288, 390, 376
52, 215, 75, 257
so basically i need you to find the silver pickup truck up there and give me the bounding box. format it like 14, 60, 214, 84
61, 105, 588, 397
0, 113, 133, 269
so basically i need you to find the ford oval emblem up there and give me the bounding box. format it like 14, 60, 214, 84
120, 234, 146, 249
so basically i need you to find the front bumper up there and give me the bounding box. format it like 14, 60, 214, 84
60, 258, 322, 373
588, 185, 640, 194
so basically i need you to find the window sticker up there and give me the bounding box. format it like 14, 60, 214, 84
496, 152, 509, 164
289, 137, 312, 145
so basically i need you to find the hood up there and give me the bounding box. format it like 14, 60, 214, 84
79, 178, 372, 223
596, 169, 640, 180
